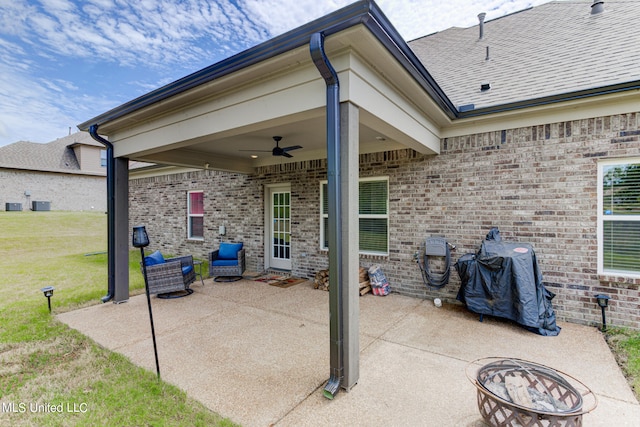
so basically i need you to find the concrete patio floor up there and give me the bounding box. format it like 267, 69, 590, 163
58, 278, 640, 426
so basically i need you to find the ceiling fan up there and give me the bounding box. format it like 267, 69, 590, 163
241, 136, 302, 158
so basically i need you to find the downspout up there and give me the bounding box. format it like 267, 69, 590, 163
88, 125, 115, 303
310, 31, 343, 399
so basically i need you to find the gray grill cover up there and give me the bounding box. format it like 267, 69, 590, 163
455, 229, 561, 336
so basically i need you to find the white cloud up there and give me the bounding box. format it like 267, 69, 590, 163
0, 59, 118, 143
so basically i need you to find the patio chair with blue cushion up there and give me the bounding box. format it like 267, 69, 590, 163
209, 242, 245, 282
142, 250, 196, 298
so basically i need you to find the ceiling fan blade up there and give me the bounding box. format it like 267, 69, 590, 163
282, 145, 302, 152
281, 152, 293, 158
238, 149, 272, 152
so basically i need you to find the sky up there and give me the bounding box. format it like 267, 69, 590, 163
0, 0, 554, 147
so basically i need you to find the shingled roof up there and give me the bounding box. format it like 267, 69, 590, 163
0, 132, 103, 175
408, 0, 640, 111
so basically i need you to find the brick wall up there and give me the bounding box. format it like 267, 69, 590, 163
0, 169, 106, 212
129, 111, 640, 330
129, 170, 262, 269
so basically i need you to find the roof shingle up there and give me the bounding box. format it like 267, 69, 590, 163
408, 0, 640, 110
0, 132, 101, 174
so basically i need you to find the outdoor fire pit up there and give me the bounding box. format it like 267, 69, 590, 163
466, 358, 597, 426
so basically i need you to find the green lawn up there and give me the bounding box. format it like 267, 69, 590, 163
606, 327, 640, 400
0, 211, 235, 426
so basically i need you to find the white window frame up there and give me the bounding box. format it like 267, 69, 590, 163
187, 190, 204, 240
320, 177, 389, 256
597, 158, 640, 277
100, 149, 107, 167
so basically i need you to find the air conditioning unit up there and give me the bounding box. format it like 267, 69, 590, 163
32, 201, 51, 211
5, 203, 21, 211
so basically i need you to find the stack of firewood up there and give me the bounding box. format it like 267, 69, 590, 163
314, 267, 371, 295
313, 269, 330, 291
358, 267, 371, 295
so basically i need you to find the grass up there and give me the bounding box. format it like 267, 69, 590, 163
0, 211, 235, 426
606, 327, 640, 401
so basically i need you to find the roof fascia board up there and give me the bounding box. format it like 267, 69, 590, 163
458, 81, 640, 119
443, 89, 640, 138
77, 0, 457, 132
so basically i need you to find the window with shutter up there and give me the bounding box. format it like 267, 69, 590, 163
598, 159, 640, 276
320, 177, 388, 255
188, 191, 204, 240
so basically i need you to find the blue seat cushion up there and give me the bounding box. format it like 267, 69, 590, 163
182, 265, 193, 275
218, 242, 243, 260
144, 250, 165, 266
212, 259, 239, 267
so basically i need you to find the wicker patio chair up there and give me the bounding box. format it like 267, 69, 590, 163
142, 251, 196, 298
209, 242, 245, 282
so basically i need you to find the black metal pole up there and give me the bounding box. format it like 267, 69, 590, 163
47, 297, 51, 313
140, 247, 161, 379
601, 306, 607, 332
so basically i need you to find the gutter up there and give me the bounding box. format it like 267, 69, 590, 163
310, 31, 343, 399
88, 125, 115, 303
77, 0, 457, 132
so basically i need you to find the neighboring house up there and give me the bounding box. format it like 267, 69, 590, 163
77, 0, 640, 389
0, 132, 107, 211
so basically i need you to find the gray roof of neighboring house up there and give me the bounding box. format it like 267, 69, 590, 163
0, 132, 102, 175
408, 0, 640, 112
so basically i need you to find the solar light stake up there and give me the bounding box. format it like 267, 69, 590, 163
595, 294, 610, 332
41, 286, 55, 313
132, 225, 161, 380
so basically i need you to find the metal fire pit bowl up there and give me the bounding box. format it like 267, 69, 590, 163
466, 358, 597, 427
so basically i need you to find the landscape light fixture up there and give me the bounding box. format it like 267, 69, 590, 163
40, 286, 55, 313
132, 225, 161, 380
595, 294, 611, 332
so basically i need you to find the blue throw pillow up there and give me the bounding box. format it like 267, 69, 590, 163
182, 265, 193, 275
144, 250, 165, 266
218, 242, 243, 260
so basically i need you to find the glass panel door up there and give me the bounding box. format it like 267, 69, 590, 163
269, 186, 291, 270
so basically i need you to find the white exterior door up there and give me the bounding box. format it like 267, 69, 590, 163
267, 184, 292, 270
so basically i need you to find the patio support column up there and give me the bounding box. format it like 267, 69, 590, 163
340, 101, 359, 390
113, 157, 130, 303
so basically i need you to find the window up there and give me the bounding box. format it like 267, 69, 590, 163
100, 149, 107, 167
320, 177, 389, 255
598, 159, 640, 276
188, 191, 204, 239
